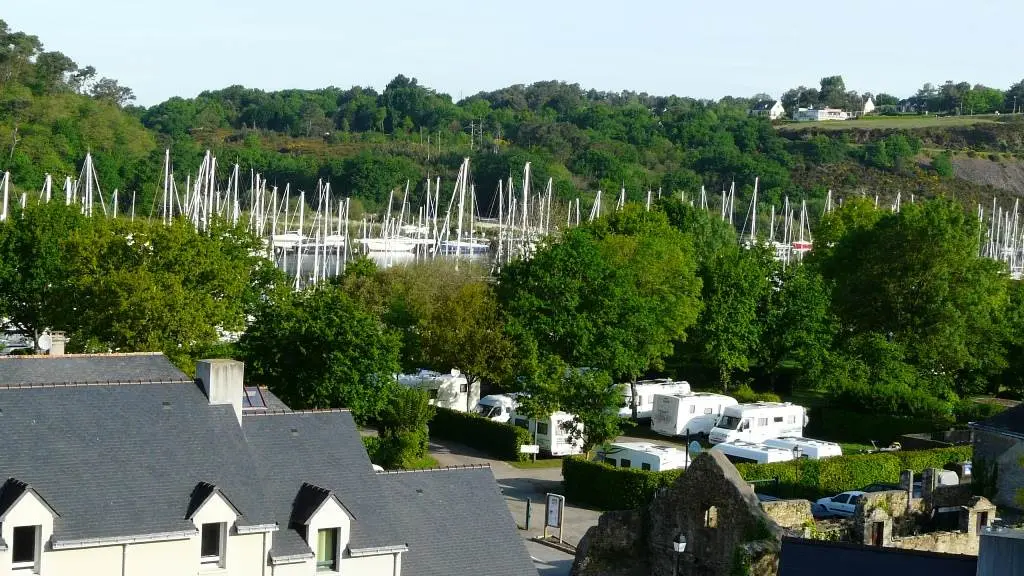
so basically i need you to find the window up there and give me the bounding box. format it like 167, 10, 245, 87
620, 458, 632, 468
459, 382, 468, 393
12, 525, 38, 568
641, 462, 651, 471
537, 422, 549, 435
514, 418, 528, 429
200, 522, 225, 566
704, 506, 718, 528
689, 404, 696, 414
317, 528, 338, 571
604, 457, 617, 466
787, 415, 796, 424
757, 418, 769, 427
833, 494, 850, 504
427, 389, 439, 400
703, 407, 713, 415
774, 416, 784, 423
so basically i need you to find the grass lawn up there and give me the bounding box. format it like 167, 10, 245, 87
508, 457, 565, 469
839, 442, 875, 455
778, 115, 997, 131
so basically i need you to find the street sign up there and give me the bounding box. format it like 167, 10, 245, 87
545, 493, 564, 528
687, 441, 703, 458
520, 444, 540, 454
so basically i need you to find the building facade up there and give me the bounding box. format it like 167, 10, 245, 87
792, 107, 850, 122
750, 100, 786, 121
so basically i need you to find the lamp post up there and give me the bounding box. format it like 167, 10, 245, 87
792, 446, 803, 490
672, 534, 687, 576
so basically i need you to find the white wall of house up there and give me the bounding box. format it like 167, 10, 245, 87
345, 552, 403, 576
0, 490, 56, 574
273, 559, 316, 576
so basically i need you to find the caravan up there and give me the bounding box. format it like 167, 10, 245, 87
397, 369, 478, 412
708, 402, 808, 445
711, 440, 797, 464
618, 379, 692, 419
651, 393, 738, 437
511, 410, 584, 457
475, 393, 519, 423
597, 442, 689, 472
763, 437, 843, 460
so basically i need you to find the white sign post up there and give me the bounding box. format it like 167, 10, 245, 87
543, 493, 566, 543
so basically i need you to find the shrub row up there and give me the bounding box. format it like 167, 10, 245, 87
562, 446, 972, 510
805, 402, 1004, 445
429, 407, 533, 462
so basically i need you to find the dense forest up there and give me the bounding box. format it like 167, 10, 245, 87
4, 18, 1024, 222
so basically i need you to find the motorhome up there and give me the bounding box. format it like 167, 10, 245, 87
711, 440, 797, 464
475, 393, 518, 423
651, 392, 738, 437
510, 410, 584, 457
596, 442, 690, 472
618, 378, 692, 419
708, 402, 808, 445
397, 369, 478, 412
763, 437, 843, 460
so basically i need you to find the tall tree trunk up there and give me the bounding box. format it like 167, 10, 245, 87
630, 377, 639, 420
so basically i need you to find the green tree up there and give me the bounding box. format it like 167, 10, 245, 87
376, 386, 435, 469
762, 264, 836, 390
933, 152, 954, 178
239, 284, 402, 423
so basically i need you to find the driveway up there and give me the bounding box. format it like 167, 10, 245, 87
428, 439, 601, 550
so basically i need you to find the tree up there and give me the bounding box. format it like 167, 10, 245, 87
240, 284, 401, 423
819, 76, 847, 108
556, 365, 621, 452
376, 386, 435, 468
933, 152, 954, 178
762, 264, 836, 390
89, 77, 135, 107
418, 281, 516, 410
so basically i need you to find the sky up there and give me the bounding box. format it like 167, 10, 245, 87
6, 0, 1024, 107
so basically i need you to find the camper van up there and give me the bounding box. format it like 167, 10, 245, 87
711, 440, 797, 464
510, 410, 584, 457
651, 393, 738, 437
597, 442, 689, 472
618, 379, 692, 419
397, 369, 478, 412
475, 394, 519, 423
763, 437, 842, 460
708, 402, 808, 445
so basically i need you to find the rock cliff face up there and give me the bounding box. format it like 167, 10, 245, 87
572, 451, 784, 576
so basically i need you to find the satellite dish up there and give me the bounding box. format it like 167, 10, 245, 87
36, 333, 52, 352
688, 441, 703, 458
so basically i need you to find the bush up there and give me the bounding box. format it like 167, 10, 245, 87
953, 400, 1006, 423
733, 383, 782, 403
363, 435, 383, 463
805, 406, 947, 444
562, 456, 684, 510
429, 407, 533, 462
561, 446, 973, 510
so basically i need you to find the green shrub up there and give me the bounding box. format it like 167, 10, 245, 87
429, 407, 533, 462
363, 435, 383, 463
733, 383, 782, 403
953, 400, 1006, 423
562, 447, 974, 509
805, 406, 947, 444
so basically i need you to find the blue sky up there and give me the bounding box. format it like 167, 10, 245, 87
7, 0, 1024, 106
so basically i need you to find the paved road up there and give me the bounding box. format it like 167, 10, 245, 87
428, 439, 601, 549
526, 540, 574, 576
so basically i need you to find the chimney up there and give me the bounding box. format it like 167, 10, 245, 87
196, 359, 244, 425
48, 332, 67, 356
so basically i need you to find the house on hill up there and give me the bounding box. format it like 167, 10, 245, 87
970, 402, 1024, 511
0, 352, 537, 576
749, 100, 786, 121
792, 107, 849, 122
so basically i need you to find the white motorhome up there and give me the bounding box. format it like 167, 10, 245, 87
651, 392, 738, 437
597, 442, 690, 472
475, 393, 519, 423
708, 402, 808, 445
763, 437, 842, 460
618, 378, 692, 419
397, 369, 478, 412
711, 440, 797, 464
510, 410, 584, 457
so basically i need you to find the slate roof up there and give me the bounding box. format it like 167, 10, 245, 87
377, 466, 538, 576
243, 410, 404, 559
751, 99, 779, 111
0, 353, 190, 386
778, 537, 978, 576
0, 379, 275, 545
971, 402, 1024, 436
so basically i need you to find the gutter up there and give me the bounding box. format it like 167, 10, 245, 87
349, 544, 409, 557
53, 529, 196, 550
269, 552, 314, 565
237, 523, 278, 535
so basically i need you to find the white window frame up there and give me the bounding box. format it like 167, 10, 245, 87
200, 522, 227, 569
11, 525, 40, 572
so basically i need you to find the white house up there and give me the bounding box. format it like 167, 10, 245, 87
0, 353, 536, 576
792, 107, 850, 122
749, 99, 786, 121
861, 96, 876, 116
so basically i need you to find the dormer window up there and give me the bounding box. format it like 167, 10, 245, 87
200, 522, 226, 567
317, 528, 338, 571
12, 525, 40, 571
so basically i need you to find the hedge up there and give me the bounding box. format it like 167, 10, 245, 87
805, 406, 947, 444
562, 446, 972, 510
429, 407, 533, 462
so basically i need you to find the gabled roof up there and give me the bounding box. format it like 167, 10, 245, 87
244, 410, 404, 559
290, 483, 354, 526
377, 466, 538, 576
0, 372, 275, 547
778, 537, 978, 576
971, 403, 1024, 437
0, 477, 58, 518
0, 353, 191, 386
751, 99, 779, 110
185, 482, 242, 520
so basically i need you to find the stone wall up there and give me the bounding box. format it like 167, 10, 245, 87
571, 510, 648, 576
760, 500, 813, 530
973, 429, 1023, 510
891, 531, 979, 555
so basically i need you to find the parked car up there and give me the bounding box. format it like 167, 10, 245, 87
813, 491, 865, 518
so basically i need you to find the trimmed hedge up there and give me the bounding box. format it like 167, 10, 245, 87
562, 446, 972, 510
805, 406, 947, 444
429, 407, 533, 462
